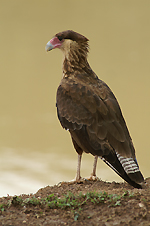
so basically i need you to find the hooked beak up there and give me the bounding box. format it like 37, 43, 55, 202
45, 41, 54, 52
45, 37, 63, 52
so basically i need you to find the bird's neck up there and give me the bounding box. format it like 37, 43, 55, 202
62, 47, 93, 78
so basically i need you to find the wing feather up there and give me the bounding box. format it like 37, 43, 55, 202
56, 77, 135, 158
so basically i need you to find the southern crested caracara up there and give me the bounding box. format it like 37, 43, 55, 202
45, 30, 144, 188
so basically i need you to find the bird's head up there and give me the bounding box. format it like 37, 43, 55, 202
45, 30, 89, 56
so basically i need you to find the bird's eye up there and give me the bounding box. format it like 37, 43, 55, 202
57, 36, 63, 41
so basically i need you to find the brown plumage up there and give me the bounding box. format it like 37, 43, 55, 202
46, 30, 144, 188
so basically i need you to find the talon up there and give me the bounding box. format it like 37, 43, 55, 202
68, 177, 85, 184
86, 175, 99, 181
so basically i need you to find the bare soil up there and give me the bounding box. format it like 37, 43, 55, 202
0, 178, 150, 226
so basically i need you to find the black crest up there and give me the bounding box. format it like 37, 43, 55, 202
55, 30, 89, 43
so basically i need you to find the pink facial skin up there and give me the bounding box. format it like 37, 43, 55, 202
45, 37, 64, 51
49, 37, 63, 49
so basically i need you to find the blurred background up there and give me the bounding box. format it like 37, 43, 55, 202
0, 0, 150, 197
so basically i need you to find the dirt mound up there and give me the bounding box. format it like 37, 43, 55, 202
0, 178, 150, 225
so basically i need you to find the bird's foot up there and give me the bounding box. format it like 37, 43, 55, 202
69, 176, 86, 184
57, 179, 84, 187
70, 174, 99, 183
57, 174, 99, 187
85, 174, 99, 181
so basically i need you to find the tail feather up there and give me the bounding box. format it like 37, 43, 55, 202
116, 153, 144, 184
100, 152, 144, 189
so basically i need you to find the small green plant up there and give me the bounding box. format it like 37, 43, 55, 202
0, 204, 4, 212
9, 191, 132, 210
0, 189, 134, 221
74, 211, 79, 221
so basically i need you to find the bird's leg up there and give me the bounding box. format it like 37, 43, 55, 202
92, 155, 98, 177
58, 154, 83, 186
88, 155, 99, 181
69, 154, 83, 184
75, 154, 82, 181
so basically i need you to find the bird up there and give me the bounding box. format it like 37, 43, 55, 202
45, 30, 144, 188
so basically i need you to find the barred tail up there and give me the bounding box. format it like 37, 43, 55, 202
116, 153, 144, 184
100, 152, 144, 188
